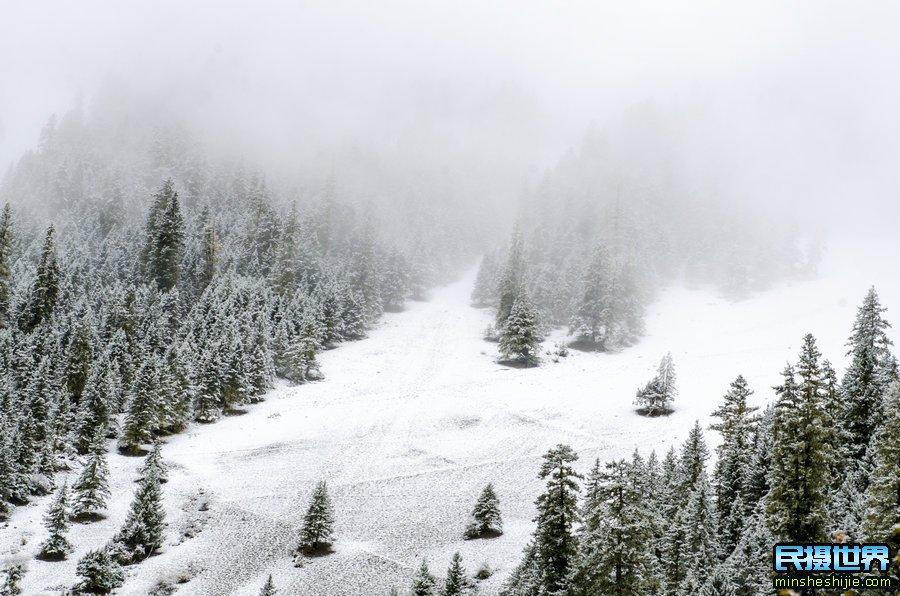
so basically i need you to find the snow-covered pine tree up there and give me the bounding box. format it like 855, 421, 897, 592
141, 441, 168, 484
297, 480, 335, 556
75, 547, 124, 594
111, 464, 165, 563
72, 431, 111, 520
471, 251, 499, 308
675, 474, 718, 588
0, 204, 13, 327
443, 552, 472, 596
722, 509, 772, 595
259, 574, 277, 596
74, 353, 116, 453
141, 179, 186, 292
677, 420, 709, 504
496, 226, 526, 327
532, 444, 581, 594
118, 358, 161, 455
21, 226, 60, 332
569, 243, 610, 349
411, 558, 438, 596
498, 293, 541, 366
634, 352, 676, 415
64, 312, 95, 405
464, 483, 503, 539
841, 287, 895, 472
38, 481, 71, 560
0, 563, 23, 596
766, 335, 832, 542
862, 381, 900, 563
709, 375, 759, 554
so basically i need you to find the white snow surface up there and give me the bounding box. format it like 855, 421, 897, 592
3, 237, 899, 595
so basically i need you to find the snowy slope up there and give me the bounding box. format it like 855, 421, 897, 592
3, 236, 899, 595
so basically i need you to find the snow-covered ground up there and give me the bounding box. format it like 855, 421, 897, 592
3, 236, 899, 595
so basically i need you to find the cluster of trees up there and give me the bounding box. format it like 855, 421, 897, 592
502, 287, 900, 594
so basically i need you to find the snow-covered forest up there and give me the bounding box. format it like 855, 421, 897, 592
2, 1, 900, 595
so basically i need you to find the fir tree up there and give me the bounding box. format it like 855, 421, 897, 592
142, 179, 186, 292
141, 441, 168, 484
75, 547, 124, 594
498, 293, 541, 366
72, 431, 111, 520
74, 353, 116, 453
862, 381, 900, 558
0, 204, 13, 326
259, 574, 277, 596
22, 226, 60, 331
496, 226, 526, 327
723, 510, 772, 596
411, 558, 438, 596
464, 483, 503, 539
118, 359, 160, 455
634, 352, 677, 415
676, 474, 718, 587
64, 313, 95, 404
767, 335, 832, 542
841, 287, 895, 469
38, 482, 71, 560
297, 480, 335, 555
111, 465, 165, 563
0, 563, 23, 596
443, 552, 471, 596
533, 444, 581, 594
569, 243, 610, 348
677, 421, 710, 502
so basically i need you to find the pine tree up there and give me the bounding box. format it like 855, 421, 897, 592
64, 313, 95, 404
111, 465, 165, 563
118, 359, 160, 454
74, 353, 116, 453
22, 226, 60, 331
73, 431, 111, 520
676, 474, 718, 587
297, 480, 335, 555
677, 421, 709, 502
709, 375, 759, 554
533, 444, 581, 594
723, 510, 772, 596
570, 459, 653, 596
569, 243, 610, 348
411, 558, 438, 596
443, 552, 471, 596
498, 293, 541, 366
75, 547, 124, 594
0, 204, 13, 326
141, 441, 168, 484
38, 482, 72, 560
142, 179, 186, 292
464, 483, 503, 538
0, 563, 23, 596
841, 287, 895, 469
634, 353, 677, 415
259, 574, 277, 596
767, 335, 832, 542
862, 381, 900, 560
496, 225, 526, 327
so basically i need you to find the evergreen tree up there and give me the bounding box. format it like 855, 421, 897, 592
498, 293, 541, 366
533, 444, 582, 594
862, 381, 900, 560
259, 574, 277, 596
74, 353, 116, 453
22, 226, 60, 331
677, 421, 709, 502
75, 547, 124, 594
142, 179, 186, 292
0, 563, 23, 596
297, 480, 335, 555
496, 226, 526, 327
634, 352, 677, 415
0, 204, 13, 326
709, 375, 759, 554
38, 482, 71, 560
111, 465, 165, 563
676, 475, 718, 588
841, 287, 895, 469
443, 552, 471, 596
723, 510, 772, 596
570, 458, 653, 596
141, 441, 168, 484
72, 431, 111, 520
64, 312, 95, 404
118, 359, 160, 454
464, 483, 503, 538
569, 243, 610, 348
411, 558, 438, 596
767, 335, 832, 542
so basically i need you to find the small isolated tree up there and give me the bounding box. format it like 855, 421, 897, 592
1, 563, 23, 596
38, 482, 71, 560
75, 548, 124, 594
443, 552, 473, 596
634, 352, 676, 416
72, 432, 111, 520
498, 293, 541, 366
411, 559, 438, 596
259, 574, 277, 596
465, 483, 503, 539
111, 466, 165, 563
141, 441, 168, 484
297, 481, 335, 556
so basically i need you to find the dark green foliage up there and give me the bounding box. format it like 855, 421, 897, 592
141, 179, 186, 292
73, 432, 111, 520
21, 226, 60, 332
464, 483, 503, 539
111, 465, 165, 563
443, 552, 472, 596
75, 548, 124, 594
118, 359, 161, 455
533, 444, 582, 594
297, 480, 335, 555
38, 482, 71, 560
